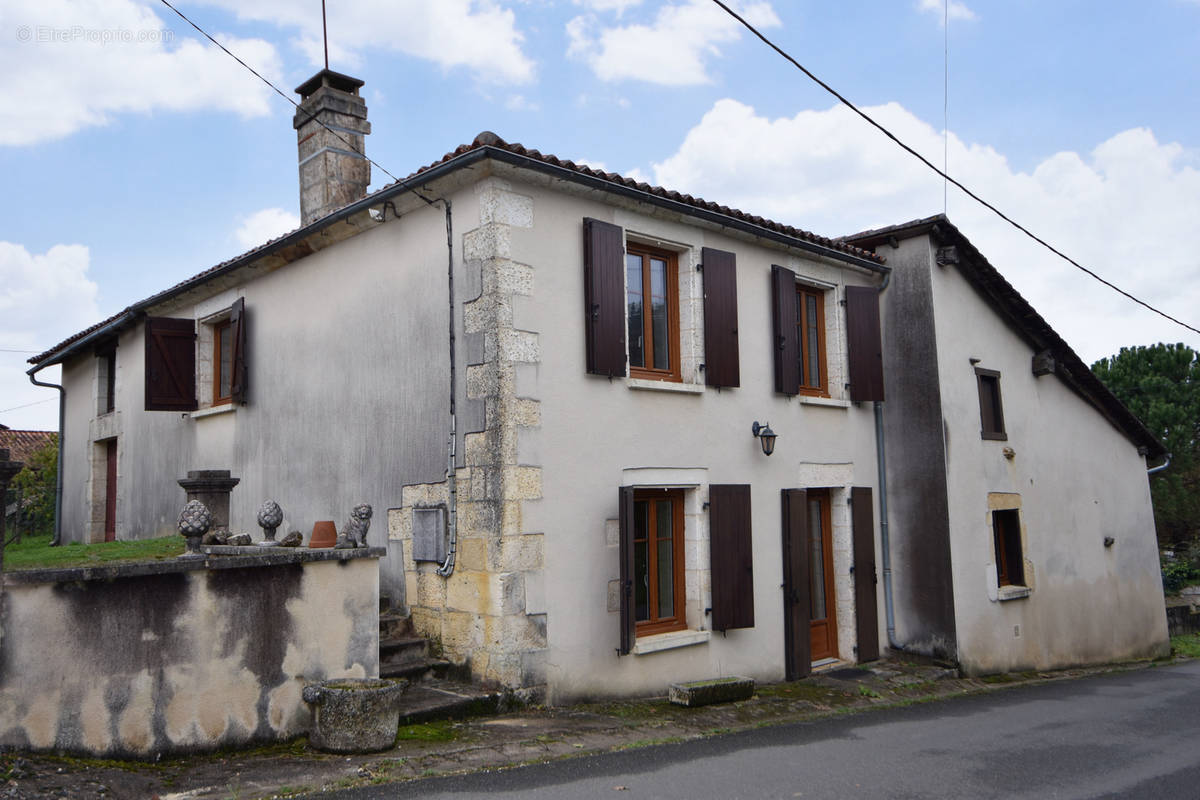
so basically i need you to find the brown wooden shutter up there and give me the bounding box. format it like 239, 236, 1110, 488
230, 297, 248, 404
144, 317, 197, 411
702, 247, 739, 387
846, 285, 884, 402
617, 486, 636, 655
781, 488, 811, 680
709, 483, 754, 631
851, 487, 880, 662
583, 218, 627, 377
771, 265, 799, 395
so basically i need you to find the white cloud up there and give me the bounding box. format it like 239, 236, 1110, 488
647, 99, 1200, 363
505, 94, 541, 112
235, 208, 300, 249
567, 0, 780, 85
573, 0, 644, 15
0, 0, 281, 146
196, 0, 535, 84
0, 243, 101, 429
917, 0, 977, 23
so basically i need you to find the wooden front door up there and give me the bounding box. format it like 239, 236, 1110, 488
808, 490, 837, 661
104, 439, 117, 542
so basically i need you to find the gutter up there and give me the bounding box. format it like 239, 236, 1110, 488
1147, 454, 1171, 475
26, 370, 65, 546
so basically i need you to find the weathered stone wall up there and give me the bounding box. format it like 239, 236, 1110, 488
389, 178, 547, 691
0, 549, 381, 757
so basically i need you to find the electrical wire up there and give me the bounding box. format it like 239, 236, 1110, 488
156, 0, 435, 207
710, 0, 1200, 337
0, 349, 41, 354
0, 398, 54, 414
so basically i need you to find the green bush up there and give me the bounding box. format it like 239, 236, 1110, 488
1162, 544, 1200, 595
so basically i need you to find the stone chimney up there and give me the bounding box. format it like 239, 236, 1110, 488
293, 69, 371, 225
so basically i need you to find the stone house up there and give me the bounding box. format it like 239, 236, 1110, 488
847, 217, 1170, 674
26, 70, 1168, 700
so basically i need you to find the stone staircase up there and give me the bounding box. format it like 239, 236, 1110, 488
378, 600, 507, 724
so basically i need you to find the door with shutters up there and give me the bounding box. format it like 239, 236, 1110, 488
781, 489, 811, 680
807, 489, 838, 661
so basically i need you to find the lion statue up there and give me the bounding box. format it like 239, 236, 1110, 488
336, 503, 373, 549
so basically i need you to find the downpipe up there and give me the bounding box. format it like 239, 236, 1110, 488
26, 369, 65, 546
437, 198, 458, 578
1147, 454, 1171, 475
871, 269, 904, 653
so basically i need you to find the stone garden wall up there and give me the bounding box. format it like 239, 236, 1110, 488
0, 548, 382, 758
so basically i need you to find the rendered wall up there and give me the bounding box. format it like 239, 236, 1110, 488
56, 206, 452, 551
925, 242, 1169, 674
442, 169, 888, 700
0, 551, 380, 757
876, 236, 959, 659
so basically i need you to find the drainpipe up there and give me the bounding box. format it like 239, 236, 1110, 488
1147, 454, 1171, 475
437, 199, 458, 578
871, 269, 903, 651
26, 369, 64, 547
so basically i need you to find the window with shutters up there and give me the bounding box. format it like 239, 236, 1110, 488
975, 367, 1006, 440
195, 297, 247, 412
625, 244, 681, 382
795, 285, 828, 396
632, 489, 686, 635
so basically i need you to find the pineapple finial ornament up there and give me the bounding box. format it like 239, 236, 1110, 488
178, 499, 213, 557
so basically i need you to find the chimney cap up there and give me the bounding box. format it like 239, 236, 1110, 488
295, 69, 365, 99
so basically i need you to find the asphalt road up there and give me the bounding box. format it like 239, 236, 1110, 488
325, 661, 1200, 799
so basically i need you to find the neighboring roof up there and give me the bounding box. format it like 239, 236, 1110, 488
30, 132, 884, 369
0, 428, 56, 466
844, 214, 1167, 460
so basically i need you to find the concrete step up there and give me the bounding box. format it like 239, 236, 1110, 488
380, 635, 429, 664
380, 657, 453, 682
397, 681, 507, 725
379, 610, 415, 640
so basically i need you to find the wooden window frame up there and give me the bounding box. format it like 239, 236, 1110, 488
796, 284, 829, 396
633, 488, 687, 636
213, 318, 234, 406
626, 243, 681, 383
992, 508, 1025, 587
975, 367, 1007, 440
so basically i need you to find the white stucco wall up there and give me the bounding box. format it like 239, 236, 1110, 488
499, 174, 887, 700
926, 249, 1169, 674
56, 205, 453, 546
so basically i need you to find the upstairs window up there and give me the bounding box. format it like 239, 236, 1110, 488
795, 285, 827, 395
975, 367, 1006, 440
97, 348, 116, 415
625, 244, 680, 381
213, 318, 234, 405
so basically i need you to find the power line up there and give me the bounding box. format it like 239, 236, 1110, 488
0, 398, 54, 414
0, 349, 41, 354
710, 0, 1200, 338
157, 0, 436, 208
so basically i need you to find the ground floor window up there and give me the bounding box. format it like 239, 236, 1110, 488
633, 488, 686, 635
992, 508, 1025, 587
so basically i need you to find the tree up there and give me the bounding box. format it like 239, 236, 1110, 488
8, 435, 57, 541
1092, 344, 1200, 547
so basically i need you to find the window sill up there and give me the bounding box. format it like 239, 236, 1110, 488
632, 629, 711, 655
628, 378, 704, 395
798, 395, 850, 409
997, 585, 1031, 602
189, 403, 236, 420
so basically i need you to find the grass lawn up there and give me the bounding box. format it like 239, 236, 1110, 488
3, 534, 184, 571
1172, 633, 1200, 659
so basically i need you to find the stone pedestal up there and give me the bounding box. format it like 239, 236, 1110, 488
177, 470, 240, 533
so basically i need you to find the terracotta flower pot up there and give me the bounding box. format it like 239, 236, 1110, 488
309, 520, 337, 548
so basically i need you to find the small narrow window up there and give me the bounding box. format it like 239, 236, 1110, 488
213, 319, 233, 405
626, 244, 680, 382
975, 367, 1006, 440
98, 348, 116, 415
633, 488, 686, 635
992, 509, 1025, 587
796, 286, 827, 395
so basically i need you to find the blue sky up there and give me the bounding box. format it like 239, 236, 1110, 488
2, 0, 1199, 430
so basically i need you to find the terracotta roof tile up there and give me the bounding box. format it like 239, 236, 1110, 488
0, 428, 56, 466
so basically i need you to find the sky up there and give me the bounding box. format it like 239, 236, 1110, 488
2, 0, 1198, 431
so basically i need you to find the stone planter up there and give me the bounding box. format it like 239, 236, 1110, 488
302, 678, 409, 752
668, 676, 755, 707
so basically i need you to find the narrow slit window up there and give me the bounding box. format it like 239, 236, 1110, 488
992, 508, 1025, 587
975, 367, 1007, 440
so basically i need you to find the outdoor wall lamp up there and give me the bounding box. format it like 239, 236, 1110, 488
751, 421, 777, 456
